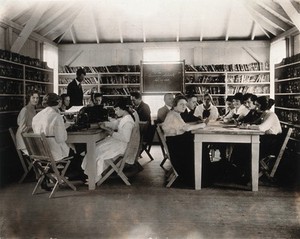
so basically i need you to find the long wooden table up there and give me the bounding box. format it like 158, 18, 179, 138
67, 129, 107, 190
192, 123, 264, 191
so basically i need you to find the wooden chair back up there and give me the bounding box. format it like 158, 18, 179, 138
9, 127, 32, 183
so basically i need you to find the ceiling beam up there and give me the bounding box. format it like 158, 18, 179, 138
69, 26, 77, 44
39, 5, 79, 36
142, 20, 146, 43
244, 5, 280, 36
11, 2, 48, 53
247, 2, 290, 31
91, 6, 100, 44
65, 50, 83, 66
250, 21, 256, 40
276, 0, 300, 32
35, 2, 74, 32
291, 0, 300, 13
242, 47, 263, 63
271, 26, 299, 44
0, 18, 57, 46
118, 22, 123, 43
53, 7, 83, 42
259, 2, 294, 25
225, 2, 233, 41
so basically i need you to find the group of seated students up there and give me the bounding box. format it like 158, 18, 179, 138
157, 92, 282, 187
15, 88, 282, 190
15, 90, 147, 191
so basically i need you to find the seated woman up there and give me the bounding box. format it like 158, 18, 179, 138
247, 96, 282, 159
223, 92, 249, 123
231, 96, 282, 184
59, 93, 71, 112
194, 93, 219, 121
162, 95, 209, 187
81, 100, 135, 183
16, 90, 40, 154
32, 93, 85, 189
239, 93, 261, 124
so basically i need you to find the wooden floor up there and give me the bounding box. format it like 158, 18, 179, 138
1, 146, 300, 239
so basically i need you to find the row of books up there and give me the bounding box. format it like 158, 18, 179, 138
277, 53, 300, 66
227, 85, 270, 95
276, 109, 300, 125
0, 80, 23, 94
227, 74, 269, 83
185, 75, 225, 83
185, 86, 226, 95
100, 75, 140, 84
59, 77, 98, 84
26, 85, 48, 95
0, 97, 24, 112
0, 50, 49, 69
185, 62, 269, 72
61, 65, 141, 73
101, 87, 138, 95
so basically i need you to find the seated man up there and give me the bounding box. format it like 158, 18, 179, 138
156, 93, 174, 123
181, 94, 201, 123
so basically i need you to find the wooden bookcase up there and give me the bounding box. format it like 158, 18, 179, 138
274, 54, 300, 143
184, 63, 270, 112
58, 66, 140, 106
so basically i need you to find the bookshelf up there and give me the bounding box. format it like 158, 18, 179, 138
184, 62, 270, 110
274, 53, 300, 142
0, 53, 53, 114
58, 65, 140, 106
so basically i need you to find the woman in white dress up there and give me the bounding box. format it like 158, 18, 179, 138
223, 92, 249, 123
81, 101, 135, 183
16, 90, 40, 154
194, 93, 219, 121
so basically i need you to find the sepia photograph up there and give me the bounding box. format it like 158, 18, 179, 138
0, 0, 300, 238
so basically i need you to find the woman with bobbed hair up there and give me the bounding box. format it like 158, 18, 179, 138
162, 95, 210, 187
81, 100, 136, 183
16, 90, 40, 154
59, 93, 71, 112
194, 93, 219, 121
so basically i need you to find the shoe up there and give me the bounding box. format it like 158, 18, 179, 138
41, 179, 52, 191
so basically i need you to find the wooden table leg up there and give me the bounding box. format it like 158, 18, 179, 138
86, 138, 96, 190
251, 135, 260, 191
194, 134, 202, 190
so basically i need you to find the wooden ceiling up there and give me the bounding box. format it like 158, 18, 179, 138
0, 0, 299, 48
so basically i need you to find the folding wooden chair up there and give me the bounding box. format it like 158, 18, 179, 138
97, 122, 141, 186
9, 127, 37, 183
139, 121, 155, 161
22, 132, 76, 198
156, 124, 178, 187
259, 128, 293, 180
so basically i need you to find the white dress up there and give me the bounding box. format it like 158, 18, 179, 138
194, 103, 219, 121
81, 114, 134, 182
32, 107, 70, 161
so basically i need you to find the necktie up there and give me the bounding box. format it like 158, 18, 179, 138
78, 83, 82, 90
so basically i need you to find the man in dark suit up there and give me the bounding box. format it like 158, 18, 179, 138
181, 94, 201, 123
67, 68, 85, 106
156, 93, 174, 123
130, 92, 151, 123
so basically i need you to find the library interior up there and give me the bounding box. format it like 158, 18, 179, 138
0, 0, 300, 238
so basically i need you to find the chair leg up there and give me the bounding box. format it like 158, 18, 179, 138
117, 171, 131, 186
160, 156, 168, 169
49, 181, 60, 198
97, 168, 115, 186
32, 175, 45, 195
166, 173, 177, 188
18, 168, 29, 183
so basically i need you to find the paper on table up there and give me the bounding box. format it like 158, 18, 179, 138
65, 106, 84, 114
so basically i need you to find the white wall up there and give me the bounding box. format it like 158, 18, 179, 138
58, 41, 270, 67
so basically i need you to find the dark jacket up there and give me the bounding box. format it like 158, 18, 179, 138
157, 105, 170, 123
136, 101, 151, 123
67, 79, 83, 106
181, 108, 199, 123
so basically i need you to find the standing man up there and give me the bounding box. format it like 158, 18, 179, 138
67, 68, 85, 107
181, 94, 201, 123
156, 93, 174, 123
130, 92, 151, 123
